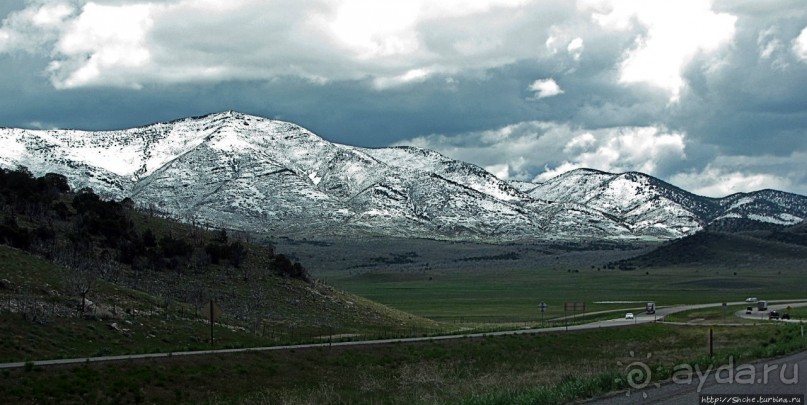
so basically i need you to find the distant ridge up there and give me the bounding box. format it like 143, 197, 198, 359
607, 221, 807, 269
1, 111, 804, 242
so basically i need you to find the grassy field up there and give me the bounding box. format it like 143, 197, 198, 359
1, 322, 804, 404
324, 264, 807, 323
664, 305, 757, 323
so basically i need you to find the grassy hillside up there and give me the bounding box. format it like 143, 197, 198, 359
0, 168, 440, 362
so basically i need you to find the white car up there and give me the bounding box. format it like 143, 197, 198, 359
745, 297, 758, 303
625, 312, 635, 320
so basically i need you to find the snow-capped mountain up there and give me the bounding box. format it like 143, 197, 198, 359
518, 168, 807, 236
1, 111, 804, 242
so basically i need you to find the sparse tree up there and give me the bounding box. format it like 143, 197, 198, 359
240, 282, 268, 333
57, 249, 98, 316
184, 282, 208, 317
19, 288, 40, 322
97, 250, 121, 283
229, 240, 246, 270
214, 228, 228, 244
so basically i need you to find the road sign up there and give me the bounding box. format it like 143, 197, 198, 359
205, 300, 222, 321
539, 302, 547, 313
563, 302, 586, 331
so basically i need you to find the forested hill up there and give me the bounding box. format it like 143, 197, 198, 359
0, 166, 310, 283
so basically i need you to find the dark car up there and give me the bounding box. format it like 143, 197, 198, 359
745, 307, 753, 314
769, 310, 780, 320
781, 313, 791, 320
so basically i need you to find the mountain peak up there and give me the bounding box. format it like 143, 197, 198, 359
567, 168, 611, 176
180, 110, 264, 126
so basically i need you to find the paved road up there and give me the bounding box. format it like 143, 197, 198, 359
2, 300, 805, 370
0, 315, 659, 370
735, 302, 807, 323
586, 349, 807, 404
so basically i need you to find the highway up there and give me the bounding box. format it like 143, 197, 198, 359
1, 299, 805, 370
735, 301, 807, 323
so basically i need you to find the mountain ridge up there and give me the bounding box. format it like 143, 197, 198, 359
1, 111, 804, 242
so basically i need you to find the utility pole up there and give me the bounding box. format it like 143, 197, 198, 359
209, 300, 214, 346
564, 306, 568, 331
206, 300, 222, 347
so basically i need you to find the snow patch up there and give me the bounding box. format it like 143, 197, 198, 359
747, 213, 802, 225
729, 197, 754, 210
777, 213, 801, 223
308, 171, 322, 186
0, 132, 27, 163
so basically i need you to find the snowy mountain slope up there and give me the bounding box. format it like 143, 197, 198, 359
1, 111, 804, 241
716, 190, 807, 225
0, 111, 561, 240
524, 169, 705, 236
364, 146, 527, 202
523, 168, 806, 234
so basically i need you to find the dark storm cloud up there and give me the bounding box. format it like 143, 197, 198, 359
0, 2, 24, 18
674, 12, 807, 157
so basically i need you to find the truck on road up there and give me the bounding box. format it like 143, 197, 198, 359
646, 302, 656, 314
757, 300, 768, 311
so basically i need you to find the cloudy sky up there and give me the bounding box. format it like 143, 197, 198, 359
1, 0, 805, 197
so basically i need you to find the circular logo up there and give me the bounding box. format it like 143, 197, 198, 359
625, 361, 652, 389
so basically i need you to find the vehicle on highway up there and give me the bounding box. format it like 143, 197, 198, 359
745, 306, 753, 314
757, 300, 768, 311
781, 313, 791, 320
625, 312, 634, 320
645, 302, 656, 314
746, 297, 758, 302
769, 310, 780, 320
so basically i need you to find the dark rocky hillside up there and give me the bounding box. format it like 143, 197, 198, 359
606, 222, 807, 269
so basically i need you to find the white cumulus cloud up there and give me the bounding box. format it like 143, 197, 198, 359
579, 0, 736, 101
0, 0, 562, 89
794, 27, 807, 61
670, 168, 790, 198
395, 121, 687, 182
669, 152, 807, 197
528, 78, 564, 99
567, 37, 584, 60
0, 0, 740, 99
397, 122, 807, 198
50, 2, 154, 88
540, 126, 687, 180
